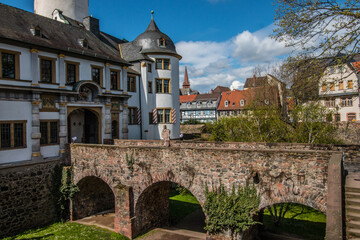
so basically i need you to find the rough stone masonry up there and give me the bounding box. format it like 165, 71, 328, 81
70, 140, 346, 239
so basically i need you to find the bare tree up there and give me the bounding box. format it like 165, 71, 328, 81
273, 0, 360, 61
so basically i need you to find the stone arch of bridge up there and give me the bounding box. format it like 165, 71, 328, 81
71, 176, 116, 222
133, 180, 205, 238
259, 198, 326, 214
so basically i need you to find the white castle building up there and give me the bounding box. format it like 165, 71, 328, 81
0, 0, 181, 165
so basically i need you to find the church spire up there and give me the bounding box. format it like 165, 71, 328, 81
183, 66, 190, 89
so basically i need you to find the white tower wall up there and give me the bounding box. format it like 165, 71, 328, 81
34, 0, 89, 22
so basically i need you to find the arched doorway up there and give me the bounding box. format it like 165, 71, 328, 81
72, 176, 115, 230
134, 181, 205, 237
68, 108, 100, 144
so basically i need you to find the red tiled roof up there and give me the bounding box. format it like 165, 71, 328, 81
180, 94, 197, 103
352, 61, 360, 73
217, 86, 279, 111
217, 90, 250, 111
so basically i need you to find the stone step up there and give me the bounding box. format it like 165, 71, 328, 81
346, 187, 360, 194
346, 191, 360, 199
346, 212, 360, 221
346, 205, 360, 214
347, 227, 360, 238
347, 220, 360, 229
346, 198, 360, 206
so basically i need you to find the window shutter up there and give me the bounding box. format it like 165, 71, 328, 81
152, 109, 158, 124
137, 108, 141, 125
171, 108, 176, 123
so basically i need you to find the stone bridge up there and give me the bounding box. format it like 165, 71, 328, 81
69, 140, 344, 239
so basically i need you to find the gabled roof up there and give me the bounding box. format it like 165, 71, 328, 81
194, 92, 221, 101
0, 4, 129, 65
218, 86, 280, 111
213, 86, 230, 93
218, 90, 249, 111
244, 76, 267, 89
180, 94, 197, 103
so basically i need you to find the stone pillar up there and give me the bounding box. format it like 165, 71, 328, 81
104, 99, 112, 140
114, 185, 134, 239
58, 54, 66, 89
30, 49, 40, 86
122, 66, 128, 92
31, 93, 43, 161
326, 153, 343, 239
59, 96, 67, 156
105, 63, 111, 93
122, 103, 129, 140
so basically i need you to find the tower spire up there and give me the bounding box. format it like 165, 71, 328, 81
151, 10, 154, 20
183, 66, 190, 89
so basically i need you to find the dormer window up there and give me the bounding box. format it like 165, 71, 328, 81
225, 101, 229, 107
240, 99, 245, 106
82, 39, 89, 48
35, 27, 41, 37
31, 26, 43, 37
159, 38, 166, 47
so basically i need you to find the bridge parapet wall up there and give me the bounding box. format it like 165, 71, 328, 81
114, 140, 360, 174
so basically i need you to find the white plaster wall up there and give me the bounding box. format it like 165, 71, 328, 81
128, 125, 141, 139
319, 65, 359, 94
0, 100, 32, 164
146, 55, 180, 140
34, 0, 89, 22
319, 64, 360, 121
41, 145, 60, 158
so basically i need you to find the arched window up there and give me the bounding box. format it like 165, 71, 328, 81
225, 101, 229, 107
159, 38, 166, 47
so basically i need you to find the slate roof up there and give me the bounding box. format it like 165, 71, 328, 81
0, 4, 129, 65
120, 16, 181, 62
194, 92, 221, 101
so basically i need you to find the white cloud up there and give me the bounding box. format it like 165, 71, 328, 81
232, 31, 291, 63
230, 81, 244, 90
176, 24, 291, 93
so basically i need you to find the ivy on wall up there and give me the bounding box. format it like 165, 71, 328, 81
51, 165, 79, 221
203, 183, 260, 238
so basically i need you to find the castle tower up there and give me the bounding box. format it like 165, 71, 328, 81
183, 66, 190, 89
34, 0, 89, 22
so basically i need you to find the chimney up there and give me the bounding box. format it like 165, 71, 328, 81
83, 16, 100, 37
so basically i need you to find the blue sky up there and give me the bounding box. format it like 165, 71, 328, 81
0, 0, 291, 92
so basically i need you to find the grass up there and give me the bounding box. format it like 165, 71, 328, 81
169, 188, 202, 224
2, 222, 129, 240
263, 203, 326, 240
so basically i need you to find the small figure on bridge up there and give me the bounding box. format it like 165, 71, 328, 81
161, 125, 171, 147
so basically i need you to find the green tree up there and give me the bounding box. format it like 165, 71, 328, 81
204, 184, 260, 239
207, 104, 340, 144
290, 102, 340, 144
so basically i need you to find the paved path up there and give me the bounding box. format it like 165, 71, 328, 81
137, 209, 206, 240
